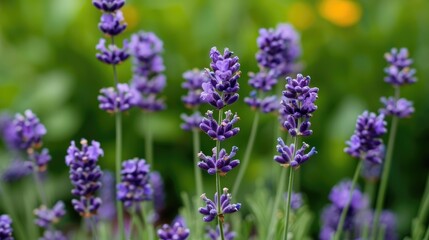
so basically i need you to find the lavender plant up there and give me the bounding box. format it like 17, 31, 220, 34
92, 0, 130, 237
372, 48, 416, 238
198, 47, 242, 240
0, 215, 13, 240
157, 219, 190, 240
34, 201, 66, 240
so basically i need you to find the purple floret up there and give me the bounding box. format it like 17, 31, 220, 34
180, 112, 203, 131
34, 201, 66, 229
181, 69, 209, 108
380, 97, 414, 118
96, 38, 129, 65
98, 11, 127, 36
274, 137, 317, 169
200, 110, 240, 141
384, 48, 416, 86
98, 83, 135, 113
198, 146, 240, 176
0, 215, 13, 240
92, 0, 125, 12
199, 188, 241, 222
207, 223, 236, 240
157, 220, 190, 240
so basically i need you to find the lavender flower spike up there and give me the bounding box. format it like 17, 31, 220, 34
96, 38, 129, 65
117, 158, 153, 210
0, 215, 13, 240
201, 47, 241, 109
199, 188, 241, 222
157, 220, 190, 240
98, 83, 135, 113
93, 0, 125, 12
380, 97, 414, 118
200, 110, 240, 141
66, 139, 104, 217
34, 201, 66, 228
207, 224, 236, 240
274, 137, 317, 169
198, 146, 240, 176
345, 111, 387, 164
180, 112, 203, 131
181, 69, 209, 108
384, 48, 416, 86
98, 11, 127, 36
8, 110, 47, 150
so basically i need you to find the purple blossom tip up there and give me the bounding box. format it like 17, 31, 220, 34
6, 110, 47, 151
34, 201, 66, 229
0, 214, 13, 240
285, 192, 303, 210
384, 48, 416, 86
96, 38, 129, 65
380, 96, 414, 118
180, 112, 203, 131
92, 0, 125, 12
274, 138, 316, 169
199, 189, 241, 222
198, 146, 240, 176
157, 220, 190, 240
248, 70, 278, 92
207, 223, 236, 240
181, 69, 209, 108
98, 11, 127, 36
200, 110, 240, 141
98, 83, 135, 113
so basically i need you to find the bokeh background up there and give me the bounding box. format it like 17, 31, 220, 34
1, 0, 428, 238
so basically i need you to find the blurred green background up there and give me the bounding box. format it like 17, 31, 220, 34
1, 0, 428, 238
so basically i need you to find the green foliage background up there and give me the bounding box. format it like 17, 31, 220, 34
1, 0, 428, 238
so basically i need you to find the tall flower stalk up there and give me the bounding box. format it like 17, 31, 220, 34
93, 0, 130, 238
197, 47, 242, 240
372, 48, 416, 238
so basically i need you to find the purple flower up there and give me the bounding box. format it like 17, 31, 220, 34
98, 11, 127, 36
285, 192, 303, 210
345, 111, 387, 164
201, 47, 241, 109
5, 110, 47, 150
34, 201, 66, 229
256, 24, 301, 77
117, 158, 152, 210
157, 220, 190, 240
274, 137, 317, 169
328, 181, 368, 210
244, 91, 279, 114
180, 112, 203, 131
0, 215, 13, 240
384, 48, 416, 86
131, 75, 166, 95
65, 139, 104, 217
361, 157, 382, 182
199, 188, 241, 222
199, 110, 240, 141
30, 148, 52, 172
1, 159, 33, 182
96, 38, 129, 65
207, 224, 236, 240
98, 83, 135, 113
181, 69, 209, 108
98, 171, 116, 221
198, 146, 240, 176
40, 230, 67, 240
93, 0, 125, 12
248, 70, 278, 92
380, 97, 414, 118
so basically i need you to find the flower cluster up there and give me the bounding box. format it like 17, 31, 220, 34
244, 90, 279, 113
274, 138, 317, 169
345, 111, 387, 164
287, 192, 303, 210
384, 48, 416, 86
200, 110, 240, 141
319, 181, 368, 240
207, 224, 236, 240
180, 69, 209, 131
0, 215, 13, 240
157, 220, 190, 240
34, 201, 67, 240
198, 146, 240, 176
1, 159, 33, 182
65, 139, 104, 217
1, 110, 51, 172
117, 158, 152, 210
201, 47, 240, 109
280, 74, 319, 137
93, 0, 128, 65
380, 48, 416, 118
256, 23, 301, 77
98, 83, 135, 113
199, 188, 241, 222
129, 31, 167, 112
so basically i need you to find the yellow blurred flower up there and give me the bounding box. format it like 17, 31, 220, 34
319, 0, 362, 27
122, 5, 139, 30
287, 2, 315, 30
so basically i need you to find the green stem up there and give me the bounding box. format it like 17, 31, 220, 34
111, 35, 125, 240
141, 203, 154, 240
89, 217, 98, 240
417, 175, 429, 228
192, 127, 203, 196
364, 180, 376, 206
372, 87, 400, 239
0, 182, 27, 240
423, 226, 429, 240
31, 168, 48, 205
283, 167, 295, 240
334, 160, 363, 240
232, 111, 259, 198
267, 168, 287, 239
216, 108, 225, 240
144, 112, 154, 167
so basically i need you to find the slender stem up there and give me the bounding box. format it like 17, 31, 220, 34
31, 168, 48, 205
364, 180, 376, 206
89, 217, 98, 240
267, 168, 287, 239
216, 108, 225, 240
423, 226, 429, 240
418, 175, 429, 226
131, 212, 144, 239
141, 203, 154, 240
232, 111, 259, 198
111, 35, 125, 240
283, 167, 295, 240
361, 223, 370, 240
376, 225, 386, 240
192, 127, 203, 196
334, 160, 363, 240
144, 112, 154, 167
